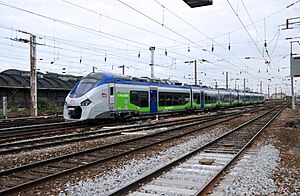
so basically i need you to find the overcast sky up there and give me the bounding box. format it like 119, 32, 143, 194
0, 0, 300, 95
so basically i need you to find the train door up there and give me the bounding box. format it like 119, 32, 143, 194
150, 87, 158, 113
200, 91, 205, 109
108, 83, 115, 111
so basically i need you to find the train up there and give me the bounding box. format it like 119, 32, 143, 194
63, 72, 265, 121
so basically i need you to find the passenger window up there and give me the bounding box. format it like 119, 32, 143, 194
110, 87, 114, 96
130, 91, 149, 107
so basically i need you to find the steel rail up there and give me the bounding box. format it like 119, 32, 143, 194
195, 105, 285, 195
108, 105, 284, 195
0, 111, 243, 195
0, 116, 63, 129
0, 110, 249, 154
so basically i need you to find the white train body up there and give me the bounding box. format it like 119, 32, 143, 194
64, 72, 265, 121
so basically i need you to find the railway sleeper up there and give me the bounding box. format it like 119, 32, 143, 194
11, 174, 38, 180
48, 163, 77, 169
62, 159, 84, 165
85, 152, 101, 158
153, 177, 201, 188
161, 172, 209, 182
204, 149, 239, 154
176, 164, 223, 171
76, 156, 98, 162
0, 180, 18, 188
187, 158, 229, 165
31, 169, 56, 175
140, 184, 196, 195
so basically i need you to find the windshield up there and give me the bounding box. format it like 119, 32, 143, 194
70, 78, 98, 98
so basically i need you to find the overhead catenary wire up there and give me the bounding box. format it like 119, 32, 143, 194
227, 0, 267, 61
1, 3, 247, 80
0, 1, 152, 49
238, 0, 284, 81
117, 0, 255, 76
226, 0, 286, 85
152, 0, 258, 79
0, 0, 296, 90
0, 1, 241, 75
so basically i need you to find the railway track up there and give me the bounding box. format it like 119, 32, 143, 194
0, 104, 265, 144
0, 108, 258, 155
0, 106, 258, 195
0, 116, 64, 129
0, 120, 86, 137
0, 111, 194, 142
108, 105, 285, 195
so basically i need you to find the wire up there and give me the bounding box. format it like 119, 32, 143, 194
269, 29, 281, 55
0, 0, 292, 88
118, 0, 252, 75
227, 0, 266, 60
207, 0, 300, 69
60, 0, 182, 45
152, 0, 255, 77
0, 1, 151, 48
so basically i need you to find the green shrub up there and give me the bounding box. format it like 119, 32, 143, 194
10, 107, 18, 113
38, 100, 51, 112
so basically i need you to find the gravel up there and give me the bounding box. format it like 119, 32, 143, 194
2, 106, 297, 195
211, 144, 280, 195
60, 124, 295, 195
59, 127, 227, 196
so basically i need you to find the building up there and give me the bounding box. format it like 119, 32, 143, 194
0, 69, 81, 109
269, 93, 286, 100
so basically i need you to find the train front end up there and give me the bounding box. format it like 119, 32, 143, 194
63, 72, 112, 121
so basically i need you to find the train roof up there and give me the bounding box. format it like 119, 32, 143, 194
85, 72, 190, 89
83, 72, 265, 95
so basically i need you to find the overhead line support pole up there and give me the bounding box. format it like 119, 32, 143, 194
10, 31, 38, 117
290, 41, 296, 110
149, 46, 155, 79
194, 60, 197, 85
30, 34, 37, 117
225, 71, 228, 89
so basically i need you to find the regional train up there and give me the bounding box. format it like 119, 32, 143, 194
63, 72, 265, 121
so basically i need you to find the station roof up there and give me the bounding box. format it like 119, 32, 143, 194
0, 69, 82, 90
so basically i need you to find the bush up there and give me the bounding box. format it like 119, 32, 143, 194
10, 107, 18, 113
38, 100, 51, 112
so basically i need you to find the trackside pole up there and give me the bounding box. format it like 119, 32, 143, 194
2, 97, 7, 119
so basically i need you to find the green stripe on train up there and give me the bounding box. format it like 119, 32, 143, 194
158, 102, 191, 111
219, 101, 231, 106
204, 103, 218, 108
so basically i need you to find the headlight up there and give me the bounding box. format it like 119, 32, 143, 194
81, 99, 92, 106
